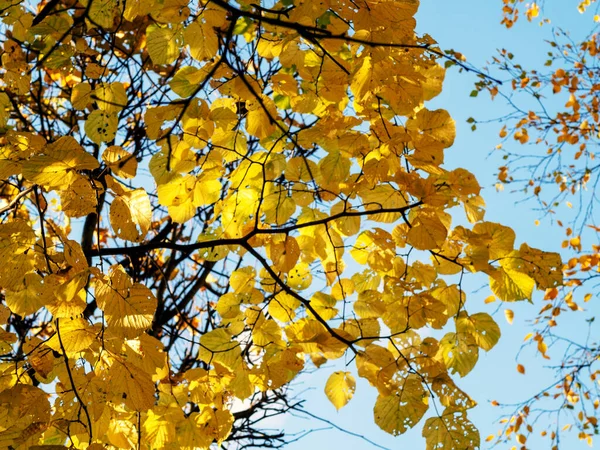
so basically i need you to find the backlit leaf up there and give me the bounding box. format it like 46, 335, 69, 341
422, 410, 480, 450
456, 312, 501, 351
147, 24, 180, 65
437, 332, 479, 377
490, 268, 535, 302
85, 110, 118, 144
46, 317, 99, 357
374, 376, 429, 435
95, 266, 157, 337
325, 371, 356, 410
110, 189, 152, 242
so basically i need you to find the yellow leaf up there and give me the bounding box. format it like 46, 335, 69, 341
505, 309, 515, 325
5, 273, 47, 317
374, 376, 429, 435
266, 236, 301, 273
184, 20, 219, 61
157, 175, 196, 223
123, 0, 156, 20
143, 410, 176, 448
150, 140, 196, 184
193, 178, 222, 207
350, 55, 373, 101
95, 266, 157, 337
490, 268, 535, 302
71, 82, 93, 110
431, 373, 477, 411
407, 108, 456, 148
437, 332, 479, 377
94, 82, 128, 113
325, 371, 356, 410
268, 292, 299, 322
23, 337, 55, 379
47, 271, 88, 318
59, 176, 98, 217
245, 97, 277, 138
83, 0, 117, 28
456, 312, 501, 351
0, 305, 10, 325
517, 243, 563, 289
484, 295, 496, 304
109, 358, 156, 411
84, 110, 118, 144
473, 222, 516, 259
422, 411, 480, 450
107, 419, 138, 448
102, 145, 138, 179
22, 136, 99, 188
310, 292, 338, 321
199, 328, 242, 371
319, 149, 351, 183
170, 66, 210, 98
47, 317, 99, 357
110, 189, 152, 242
251, 317, 284, 348
0, 384, 51, 445
406, 215, 447, 250
463, 194, 486, 223
287, 262, 312, 291
146, 24, 181, 65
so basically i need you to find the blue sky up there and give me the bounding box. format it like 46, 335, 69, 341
280, 2, 596, 449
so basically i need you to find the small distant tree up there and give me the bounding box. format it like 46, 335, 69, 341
0, 0, 560, 448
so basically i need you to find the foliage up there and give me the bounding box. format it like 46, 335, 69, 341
0, 0, 561, 448
465, 1, 600, 447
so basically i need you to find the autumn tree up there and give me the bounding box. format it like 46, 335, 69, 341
0, 0, 562, 448
461, 1, 600, 447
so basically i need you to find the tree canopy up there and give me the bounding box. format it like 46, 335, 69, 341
0, 0, 568, 449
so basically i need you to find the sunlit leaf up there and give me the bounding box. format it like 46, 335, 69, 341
110, 189, 152, 242
325, 371, 356, 410
374, 376, 429, 435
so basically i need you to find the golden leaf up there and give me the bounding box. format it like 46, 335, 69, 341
110, 189, 152, 242
325, 371, 356, 410
95, 266, 157, 337
374, 376, 429, 435
146, 24, 181, 65
85, 110, 118, 144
